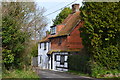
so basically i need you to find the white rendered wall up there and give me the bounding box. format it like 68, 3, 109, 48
38, 42, 49, 69
38, 42, 69, 71
52, 52, 68, 71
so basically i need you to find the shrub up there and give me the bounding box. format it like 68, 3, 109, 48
68, 51, 91, 74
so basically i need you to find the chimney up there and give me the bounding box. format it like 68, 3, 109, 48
46, 31, 49, 36
72, 4, 80, 13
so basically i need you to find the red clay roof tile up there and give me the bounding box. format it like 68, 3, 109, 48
49, 11, 80, 38
39, 11, 80, 42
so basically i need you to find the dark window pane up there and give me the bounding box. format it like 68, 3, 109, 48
40, 43, 41, 48
58, 38, 62, 45
44, 43, 46, 50
60, 55, 64, 65
40, 55, 42, 63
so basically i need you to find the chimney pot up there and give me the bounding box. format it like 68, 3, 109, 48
72, 4, 80, 13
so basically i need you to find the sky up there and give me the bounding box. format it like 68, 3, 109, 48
35, 0, 83, 31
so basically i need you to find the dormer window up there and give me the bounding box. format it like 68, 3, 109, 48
51, 26, 56, 35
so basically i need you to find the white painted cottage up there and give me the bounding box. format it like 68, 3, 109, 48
38, 34, 51, 69
38, 4, 83, 72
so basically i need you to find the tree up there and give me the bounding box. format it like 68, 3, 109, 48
2, 2, 47, 69
80, 2, 120, 74
53, 7, 72, 25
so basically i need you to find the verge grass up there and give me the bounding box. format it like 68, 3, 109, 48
67, 70, 89, 77
2, 69, 39, 78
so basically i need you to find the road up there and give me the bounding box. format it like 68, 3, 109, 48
34, 68, 98, 80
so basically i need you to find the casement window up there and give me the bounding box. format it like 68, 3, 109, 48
51, 27, 56, 35
40, 43, 41, 49
60, 55, 65, 65
58, 38, 62, 45
55, 55, 61, 61
44, 43, 46, 50
55, 55, 57, 61
40, 55, 42, 63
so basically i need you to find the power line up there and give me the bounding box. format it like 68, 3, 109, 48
47, 2, 64, 11
45, 0, 77, 16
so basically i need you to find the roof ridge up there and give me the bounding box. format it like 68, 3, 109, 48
62, 13, 73, 24
68, 19, 81, 35
64, 13, 74, 25
58, 13, 75, 33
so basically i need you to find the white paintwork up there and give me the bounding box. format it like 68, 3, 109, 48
38, 42, 68, 71
52, 52, 68, 71
38, 42, 50, 69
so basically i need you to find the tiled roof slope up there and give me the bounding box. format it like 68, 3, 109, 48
39, 35, 50, 43
49, 11, 80, 38
39, 11, 80, 42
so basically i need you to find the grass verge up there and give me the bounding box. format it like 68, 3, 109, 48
67, 70, 90, 77
67, 70, 120, 79
2, 69, 39, 78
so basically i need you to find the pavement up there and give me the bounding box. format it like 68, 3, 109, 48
34, 67, 99, 80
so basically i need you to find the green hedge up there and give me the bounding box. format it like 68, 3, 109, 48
93, 45, 120, 70
68, 51, 91, 74
79, 2, 120, 78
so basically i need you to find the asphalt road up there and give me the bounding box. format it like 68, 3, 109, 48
34, 68, 98, 80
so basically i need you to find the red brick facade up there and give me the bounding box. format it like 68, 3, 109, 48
50, 21, 83, 51
67, 22, 84, 50
50, 37, 68, 51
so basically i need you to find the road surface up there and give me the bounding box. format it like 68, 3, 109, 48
34, 67, 99, 80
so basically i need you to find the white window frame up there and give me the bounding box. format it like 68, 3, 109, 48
51, 27, 56, 34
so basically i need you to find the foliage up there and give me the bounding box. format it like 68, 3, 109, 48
68, 51, 91, 74
53, 7, 72, 25
2, 69, 39, 78
68, 70, 89, 77
80, 2, 120, 77
91, 63, 120, 78
2, 2, 47, 69
31, 43, 38, 57
2, 2, 28, 69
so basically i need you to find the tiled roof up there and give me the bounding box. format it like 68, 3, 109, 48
47, 50, 81, 54
39, 11, 80, 42
49, 11, 80, 38
39, 35, 51, 43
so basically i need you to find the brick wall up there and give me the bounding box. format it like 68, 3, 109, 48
50, 37, 68, 50
67, 22, 83, 50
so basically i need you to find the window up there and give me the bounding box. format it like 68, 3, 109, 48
58, 38, 62, 45
55, 55, 60, 61
40, 43, 41, 49
55, 55, 57, 61
51, 27, 56, 35
40, 55, 42, 63
44, 43, 46, 50
60, 55, 65, 65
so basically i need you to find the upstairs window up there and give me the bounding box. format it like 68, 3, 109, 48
40, 43, 41, 49
51, 27, 56, 35
44, 43, 46, 50
58, 38, 62, 46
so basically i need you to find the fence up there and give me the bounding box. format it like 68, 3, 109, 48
32, 57, 38, 67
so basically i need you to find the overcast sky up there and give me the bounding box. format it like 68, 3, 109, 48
35, 0, 83, 30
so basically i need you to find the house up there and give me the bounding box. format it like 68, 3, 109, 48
38, 31, 51, 69
38, 4, 83, 71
